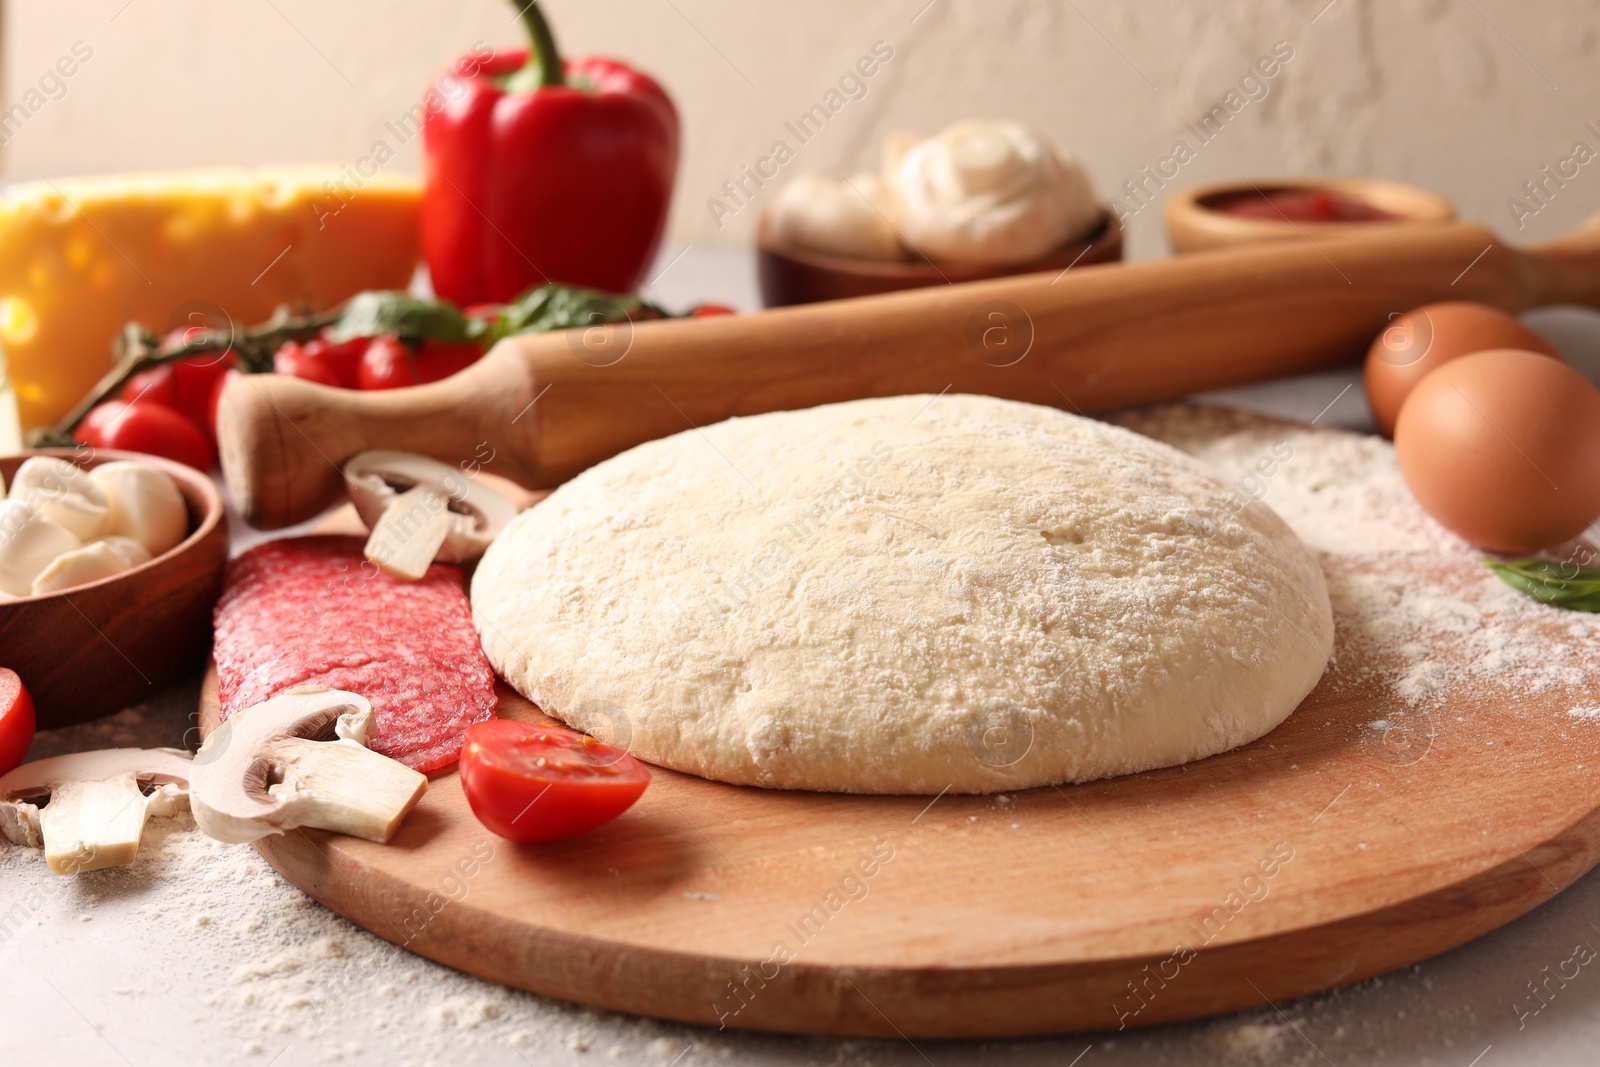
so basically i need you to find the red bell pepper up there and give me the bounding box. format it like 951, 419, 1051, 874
423, 2, 679, 303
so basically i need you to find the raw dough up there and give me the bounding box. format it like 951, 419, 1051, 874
472, 395, 1333, 794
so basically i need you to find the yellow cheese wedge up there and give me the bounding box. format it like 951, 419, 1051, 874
0, 167, 421, 429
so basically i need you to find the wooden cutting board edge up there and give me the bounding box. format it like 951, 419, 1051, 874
199, 668, 1600, 1039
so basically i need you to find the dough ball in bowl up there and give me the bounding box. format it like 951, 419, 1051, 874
472, 395, 1333, 795
891, 121, 1101, 266
767, 174, 904, 261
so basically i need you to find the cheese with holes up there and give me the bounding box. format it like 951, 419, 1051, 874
0, 168, 421, 428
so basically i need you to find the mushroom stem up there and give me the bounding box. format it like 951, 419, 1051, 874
364, 486, 453, 581
0, 747, 192, 875
255, 735, 428, 843
39, 774, 154, 874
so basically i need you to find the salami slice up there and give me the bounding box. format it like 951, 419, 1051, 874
213, 535, 497, 773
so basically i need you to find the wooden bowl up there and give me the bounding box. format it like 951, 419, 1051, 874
757, 207, 1123, 307
1165, 177, 1456, 254
0, 449, 227, 728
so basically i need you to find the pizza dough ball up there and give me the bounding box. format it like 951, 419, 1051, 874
473, 395, 1332, 795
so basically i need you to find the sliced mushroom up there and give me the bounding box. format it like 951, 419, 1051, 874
344, 451, 516, 579
190, 686, 426, 845
0, 500, 82, 596
8, 457, 108, 542
0, 748, 192, 874
89, 460, 188, 556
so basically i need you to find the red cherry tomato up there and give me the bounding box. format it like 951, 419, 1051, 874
76, 401, 133, 444
459, 719, 650, 843
314, 331, 371, 389
120, 355, 232, 442
121, 364, 181, 410
0, 669, 35, 776
78, 400, 213, 470
690, 304, 736, 317
356, 334, 413, 390
358, 336, 483, 390
274, 343, 341, 387
415, 341, 483, 384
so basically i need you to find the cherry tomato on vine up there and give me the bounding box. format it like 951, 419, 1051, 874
76, 400, 213, 470
274, 344, 341, 387
122, 354, 232, 442
0, 669, 35, 776
459, 719, 650, 843
357, 336, 483, 390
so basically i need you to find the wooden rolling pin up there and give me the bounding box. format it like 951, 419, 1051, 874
220, 216, 1600, 528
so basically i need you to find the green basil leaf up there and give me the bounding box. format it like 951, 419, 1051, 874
329, 291, 487, 345
1487, 559, 1600, 612
491, 283, 644, 344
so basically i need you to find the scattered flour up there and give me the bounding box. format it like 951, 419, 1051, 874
6, 403, 1598, 1067
1117, 405, 1600, 713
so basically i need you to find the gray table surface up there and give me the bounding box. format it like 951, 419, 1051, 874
6, 248, 1600, 1067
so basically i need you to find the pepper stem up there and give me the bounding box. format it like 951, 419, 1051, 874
504, 0, 565, 92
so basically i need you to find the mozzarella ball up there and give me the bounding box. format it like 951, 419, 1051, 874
89, 461, 188, 557
890, 120, 1101, 266
31, 539, 139, 595
0, 500, 82, 596
768, 174, 905, 261
8, 457, 109, 542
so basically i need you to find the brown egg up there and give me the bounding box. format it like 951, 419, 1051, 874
1364, 302, 1558, 437
1395, 349, 1600, 552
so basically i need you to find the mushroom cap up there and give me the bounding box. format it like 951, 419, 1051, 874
191, 686, 375, 835
343, 450, 517, 563
0, 747, 193, 801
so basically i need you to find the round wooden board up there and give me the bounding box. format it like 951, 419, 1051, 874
200, 512, 1600, 1038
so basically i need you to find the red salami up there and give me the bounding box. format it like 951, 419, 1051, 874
213, 535, 497, 773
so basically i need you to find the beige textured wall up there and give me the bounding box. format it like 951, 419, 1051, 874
3, 0, 1599, 260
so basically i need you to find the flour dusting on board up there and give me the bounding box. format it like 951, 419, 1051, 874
1114, 405, 1600, 713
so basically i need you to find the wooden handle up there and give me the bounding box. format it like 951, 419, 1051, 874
221, 218, 1592, 529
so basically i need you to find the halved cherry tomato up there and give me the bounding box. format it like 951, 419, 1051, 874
690, 303, 736, 317
76, 400, 213, 470
0, 669, 37, 776
358, 336, 483, 390
459, 719, 650, 843
274, 344, 341, 387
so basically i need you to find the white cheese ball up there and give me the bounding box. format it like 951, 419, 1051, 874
0, 500, 82, 596
767, 174, 904, 261
89, 461, 188, 557
8, 456, 109, 542
30, 539, 140, 595
890, 121, 1101, 266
